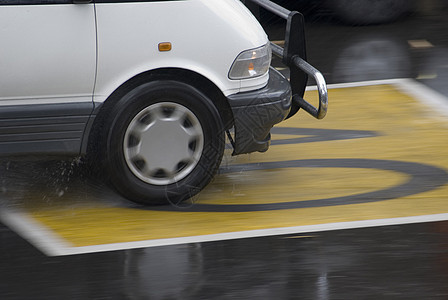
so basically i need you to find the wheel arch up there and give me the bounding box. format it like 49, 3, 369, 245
84, 68, 234, 156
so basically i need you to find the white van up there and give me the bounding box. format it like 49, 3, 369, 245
0, 0, 327, 205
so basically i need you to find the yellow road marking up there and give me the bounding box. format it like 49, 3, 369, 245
6, 81, 448, 250
197, 167, 408, 204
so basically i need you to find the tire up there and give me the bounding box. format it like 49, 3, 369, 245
102, 80, 225, 205
328, 0, 412, 25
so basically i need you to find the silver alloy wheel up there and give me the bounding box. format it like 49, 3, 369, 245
124, 102, 204, 185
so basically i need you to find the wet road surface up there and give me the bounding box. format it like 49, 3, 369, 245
2, 3, 448, 299
2, 221, 448, 299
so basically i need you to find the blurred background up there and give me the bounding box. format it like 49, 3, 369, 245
256, 0, 448, 95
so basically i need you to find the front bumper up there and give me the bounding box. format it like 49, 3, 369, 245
227, 0, 328, 156
227, 67, 291, 155
245, 0, 328, 120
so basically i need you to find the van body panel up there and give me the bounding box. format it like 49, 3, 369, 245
94, 0, 270, 101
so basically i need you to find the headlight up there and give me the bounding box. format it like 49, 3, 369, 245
229, 43, 272, 80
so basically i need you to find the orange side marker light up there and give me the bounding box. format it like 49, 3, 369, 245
158, 42, 172, 52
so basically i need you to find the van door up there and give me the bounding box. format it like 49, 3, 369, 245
0, 1, 96, 155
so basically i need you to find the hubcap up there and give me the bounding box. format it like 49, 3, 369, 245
124, 102, 204, 185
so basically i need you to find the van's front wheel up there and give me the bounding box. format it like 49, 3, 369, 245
104, 81, 225, 205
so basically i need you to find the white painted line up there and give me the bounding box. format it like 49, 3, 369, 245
305, 78, 409, 91
0, 208, 72, 257
394, 78, 448, 119
9, 213, 448, 256
306, 78, 448, 119
416, 74, 438, 80
408, 39, 434, 49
